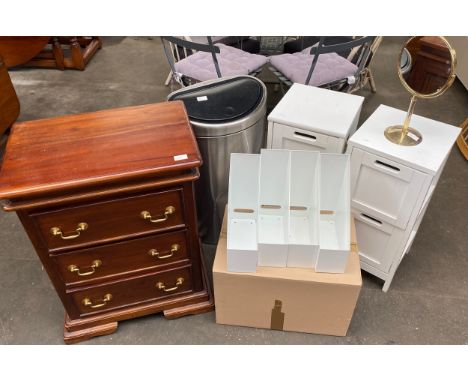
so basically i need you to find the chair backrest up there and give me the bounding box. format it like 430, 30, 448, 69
0, 54, 20, 136
305, 36, 376, 86
167, 36, 193, 63
161, 36, 223, 79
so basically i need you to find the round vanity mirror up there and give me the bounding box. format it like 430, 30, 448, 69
384, 36, 457, 146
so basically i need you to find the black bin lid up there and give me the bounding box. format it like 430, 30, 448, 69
168, 76, 263, 124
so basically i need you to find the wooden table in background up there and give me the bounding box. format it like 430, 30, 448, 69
0, 37, 102, 70
0, 37, 50, 67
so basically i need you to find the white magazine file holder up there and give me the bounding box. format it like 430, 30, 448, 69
227, 150, 350, 273
257, 149, 290, 267
316, 153, 350, 273
227, 153, 260, 272
287, 150, 320, 268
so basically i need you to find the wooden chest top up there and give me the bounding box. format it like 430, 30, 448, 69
0, 101, 201, 199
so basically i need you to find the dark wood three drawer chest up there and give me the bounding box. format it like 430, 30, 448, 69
0, 101, 214, 343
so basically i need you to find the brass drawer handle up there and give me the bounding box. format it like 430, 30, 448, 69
140, 206, 175, 224
68, 260, 102, 277
148, 244, 180, 259
50, 222, 88, 240
82, 293, 112, 309
156, 277, 184, 292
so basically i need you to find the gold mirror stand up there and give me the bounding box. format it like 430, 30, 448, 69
384, 95, 422, 146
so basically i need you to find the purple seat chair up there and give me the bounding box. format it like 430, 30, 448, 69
161, 36, 268, 87
269, 36, 377, 93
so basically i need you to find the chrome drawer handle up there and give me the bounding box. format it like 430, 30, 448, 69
50, 222, 88, 240
156, 277, 184, 292
82, 293, 112, 309
148, 244, 180, 259
140, 206, 175, 224
68, 260, 102, 276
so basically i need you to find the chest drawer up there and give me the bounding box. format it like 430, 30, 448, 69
350, 148, 428, 229
352, 209, 407, 273
31, 189, 185, 252
271, 123, 343, 153
70, 265, 193, 317
53, 230, 190, 286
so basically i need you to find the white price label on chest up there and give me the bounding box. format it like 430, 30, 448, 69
197, 96, 208, 102
174, 154, 188, 161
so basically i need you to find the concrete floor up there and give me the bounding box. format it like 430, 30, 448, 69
0, 37, 467, 344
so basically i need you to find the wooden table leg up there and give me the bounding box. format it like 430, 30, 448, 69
52, 37, 65, 70
70, 37, 86, 70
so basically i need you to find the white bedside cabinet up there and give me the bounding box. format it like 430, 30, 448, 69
267, 83, 364, 153
347, 105, 460, 291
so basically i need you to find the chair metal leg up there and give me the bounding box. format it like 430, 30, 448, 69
164, 71, 173, 86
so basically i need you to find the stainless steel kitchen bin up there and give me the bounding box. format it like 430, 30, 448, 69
168, 75, 267, 244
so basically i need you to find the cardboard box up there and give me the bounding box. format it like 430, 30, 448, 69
214, 210, 361, 336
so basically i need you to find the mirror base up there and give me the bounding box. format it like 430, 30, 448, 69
384, 125, 423, 146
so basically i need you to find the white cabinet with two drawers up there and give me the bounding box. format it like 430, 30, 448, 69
347, 105, 460, 291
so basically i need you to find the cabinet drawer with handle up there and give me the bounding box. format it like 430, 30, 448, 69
352, 209, 407, 273
271, 123, 341, 152
53, 230, 190, 286
70, 266, 193, 316
31, 189, 186, 252
350, 148, 428, 229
